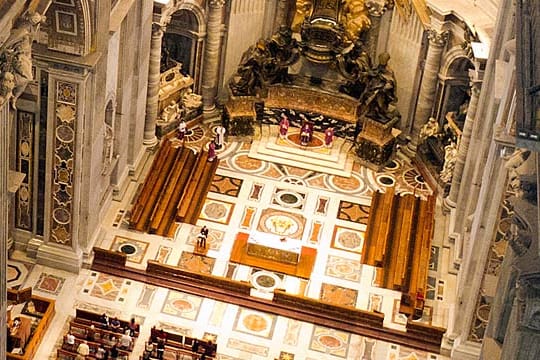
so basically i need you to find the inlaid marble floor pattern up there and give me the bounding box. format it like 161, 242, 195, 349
13, 125, 452, 360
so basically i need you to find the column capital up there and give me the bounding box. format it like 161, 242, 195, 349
151, 22, 164, 37
366, 0, 389, 17
427, 29, 449, 47
209, 0, 226, 9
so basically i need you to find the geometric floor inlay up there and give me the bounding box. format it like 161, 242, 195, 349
177, 252, 215, 275
233, 307, 276, 339
320, 283, 358, 307
337, 201, 370, 224
33, 272, 65, 295
161, 290, 203, 320
309, 326, 350, 358
325, 255, 362, 282
331, 225, 365, 254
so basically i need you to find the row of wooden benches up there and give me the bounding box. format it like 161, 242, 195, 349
130, 138, 219, 237
362, 188, 436, 318
145, 326, 216, 359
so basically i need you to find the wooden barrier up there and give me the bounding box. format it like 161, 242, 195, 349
176, 150, 209, 222
92, 247, 127, 268
363, 188, 396, 267
7, 295, 55, 360
273, 289, 384, 328
406, 320, 446, 348
146, 260, 252, 296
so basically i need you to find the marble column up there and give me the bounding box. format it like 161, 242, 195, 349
0, 102, 8, 360
272, 0, 289, 33
143, 23, 163, 146
365, 0, 388, 60
202, 0, 226, 117
406, 29, 448, 154
444, 82, 482, 209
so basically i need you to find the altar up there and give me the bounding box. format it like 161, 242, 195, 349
247, 231, 302, 265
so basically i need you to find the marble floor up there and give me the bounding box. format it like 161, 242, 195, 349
9, 123, 456, 360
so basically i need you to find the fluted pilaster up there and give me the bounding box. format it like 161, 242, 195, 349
365, 0, 388, 59
407, 29, 448, 153
272, 0, 289, 33
202, 0, 226, 116
444, 82, 482, 209
143, 23, 164, 145
0, 102, 8, 360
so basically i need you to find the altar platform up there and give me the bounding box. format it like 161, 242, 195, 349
230, 232, 317, 279
249, 125, 354, 176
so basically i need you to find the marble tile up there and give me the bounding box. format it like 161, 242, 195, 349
233, 308, 276, 339
161, 290, 203, 320
33, 272, 65, 295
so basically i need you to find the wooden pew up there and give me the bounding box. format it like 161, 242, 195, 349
61, 334, 131, 357
148, 147, 189, 233
176, 150, 209, 223
136, 145, 181, 232
362, 188, 396, 267
155, 148, 198, 236
402, 194, 436, 317
385, 194, 420, 291
184, 157, 220, 225
74, 309, 139, 338
130, 139, 171, 227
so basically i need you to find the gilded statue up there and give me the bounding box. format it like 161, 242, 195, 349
291, 0, 313, 33
341, 0, 371, 44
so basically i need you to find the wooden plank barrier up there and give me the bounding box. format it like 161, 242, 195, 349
92, 247, 127, 268
146, 260, 252, 296
273, 289, 384, 328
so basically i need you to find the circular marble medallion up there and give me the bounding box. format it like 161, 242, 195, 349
282, 176, 307, 186
53, 207, 71, 224
329, 174, 362, 192
172, 299, 194, 313
384, 160, 400, 171
317, 334, 343, 349
251, 271, 280, 292
377, 175, 395, 187
337, 231, 362, 249
119, 244, 137, 255
275, 190, 304, 208
56, 125, 75, 143
203, 202, 228, 220
242, 314, 268, 332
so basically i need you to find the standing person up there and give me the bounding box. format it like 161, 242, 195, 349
324, 127, 335, 148
197, 225, 209, 248
279, 113, 289, 139
215, 125, 226, 149
127, 317, 139, 337
156, 337, 165, 360
100, 312, 110, 329
178, 120, 187, 141
208, 140, 217, 161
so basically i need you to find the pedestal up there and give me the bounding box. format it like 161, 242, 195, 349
355, 117, 398, 169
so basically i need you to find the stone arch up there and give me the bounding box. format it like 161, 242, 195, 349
434, 45, 475, 124
43, 0, 92, 56
159, 1, 207, 92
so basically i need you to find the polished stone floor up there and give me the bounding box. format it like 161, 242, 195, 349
10, 123, 456, 360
